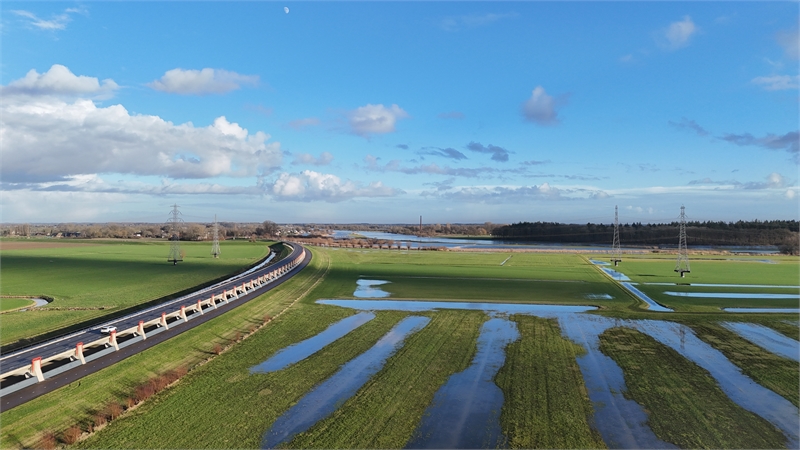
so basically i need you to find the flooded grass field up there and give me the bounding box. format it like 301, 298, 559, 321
7, 247, 798, 449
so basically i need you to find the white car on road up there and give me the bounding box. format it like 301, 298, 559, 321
100, 326, 117, 334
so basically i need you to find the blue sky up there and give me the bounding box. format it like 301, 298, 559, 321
1, 2, 798, 225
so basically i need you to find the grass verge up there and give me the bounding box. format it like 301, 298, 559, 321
495, 315, 606, 449
598, 326, 787, 449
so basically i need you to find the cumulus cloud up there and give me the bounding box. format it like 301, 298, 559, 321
1, 96, 283, 182
148, 68, 259, 95
291, 152, 334, 166
777, 29, 799, 60
751, 75, 799, 91
270, 170, 402, 202
288, 117, 320, 129
657, 16, 698, 50
12, 7, 85, 31
419, 147, 468, 160
2, 64, 119, 98
440, 12, 518, 31
466, 142, 510, 162
719, 131, 799, 162
668, 117, 709, 136
522, 86, 567, 126
347, 103, 409, 137
438, 111, 465, 120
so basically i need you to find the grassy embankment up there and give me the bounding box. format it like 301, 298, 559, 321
0, 240, 268, 346
686, 322, 799, 407
599, 326, 788, 449
0, 244, 325, 449
79, 308, 409, 448
495, 315, 606, 449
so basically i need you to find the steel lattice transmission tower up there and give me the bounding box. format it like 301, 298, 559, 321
211, 214, 221, 259
611, 205, 622, 266
674, 205, 691, 277
167, 204, 184, 265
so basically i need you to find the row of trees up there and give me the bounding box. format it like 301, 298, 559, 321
1, 220, 281, 241
492, 220, 800, 254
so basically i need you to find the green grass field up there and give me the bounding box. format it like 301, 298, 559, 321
495, 315, 605, 449
0, 298, 35, 312
0, 239, 268, 345
599, 326, 788, 449
1, 244, 798, 449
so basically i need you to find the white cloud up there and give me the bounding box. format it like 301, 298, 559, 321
777, 29, 799, 60
291, 152, 334, 166
11, 7, 85, 31
751, 75, 799, 91
148, 68, 259, 95
658, 16, 697, 51
1, 96, 283, 182
347, 104, 409, 137
521, 86, 566, 126
2, 64, 119, 98
270, 170, 402, 202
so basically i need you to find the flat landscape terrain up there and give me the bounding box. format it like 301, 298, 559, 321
0, 239, 269, 346
1, 244, 797, 449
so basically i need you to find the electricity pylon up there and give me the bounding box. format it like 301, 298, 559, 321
167, 204, 184, 265
674, 205, 691, 277
611, 205, 622, 266
211, 214, 221, 259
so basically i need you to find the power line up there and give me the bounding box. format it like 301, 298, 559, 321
167, 204, 184, 265
211, 214, 221, 259
611, 205, 622, 266
675, 205, 691, 277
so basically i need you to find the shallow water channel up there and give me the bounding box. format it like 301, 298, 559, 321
405, 317, 519, 449
305, 299, 798, 448
723, 322, 800, 362
261, 316, 430, 448
250, 312, 375, 373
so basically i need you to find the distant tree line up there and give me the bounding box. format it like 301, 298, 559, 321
492, 220, 799, 254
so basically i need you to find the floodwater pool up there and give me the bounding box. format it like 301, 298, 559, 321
261, 316, 430, 449
405, 317, 518, 449
664, 291, 799, 299
353, 279, 391, 298
723, 322, 799, 362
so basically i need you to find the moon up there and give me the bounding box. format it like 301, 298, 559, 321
284, 6, 289, 14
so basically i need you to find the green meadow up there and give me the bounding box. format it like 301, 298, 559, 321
0, 239, 268, 346
1, 244, 797, 449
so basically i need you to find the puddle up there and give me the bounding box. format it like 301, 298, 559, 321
586, 294, 613, 300
620, 282, 673, 312
589, 259, 611, 265
723, 308, 800, 313
629, 320, 799, 448
250, 312, 376, 373
722, 322, 800, 362
261, 316, 430, 449
599, 267, 631, 281
317, 299, 596, 316
354, 279, 391, 298
645, 283, 800, 289
406, 317, 518, 449
664, 291, 799, 299
11, 297, 50, 312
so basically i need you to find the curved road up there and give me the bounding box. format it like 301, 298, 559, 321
0, 243, 311, 410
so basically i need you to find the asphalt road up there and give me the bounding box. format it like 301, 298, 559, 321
0, 244, 311, 411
